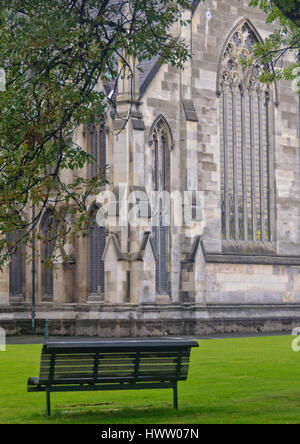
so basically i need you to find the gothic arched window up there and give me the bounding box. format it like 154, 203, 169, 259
40, 209, 57, 301
218, 21, 272, 243
88, 206, 106, 296
151, 117, 171, 295
7, 231, 24, 301
91, 117, 107, 179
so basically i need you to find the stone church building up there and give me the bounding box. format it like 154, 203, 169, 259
1, 0, 300, 336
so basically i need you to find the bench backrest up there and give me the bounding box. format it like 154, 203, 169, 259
39, 340, 199, 385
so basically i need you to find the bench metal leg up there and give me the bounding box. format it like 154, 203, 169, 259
46, 389, 51, 417
173, 382, 178, 410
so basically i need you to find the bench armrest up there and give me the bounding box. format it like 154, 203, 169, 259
27, 377, 45, 392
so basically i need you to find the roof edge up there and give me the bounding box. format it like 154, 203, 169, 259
139, 2, 200, 99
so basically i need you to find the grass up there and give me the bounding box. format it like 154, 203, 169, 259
0, 335, 300, 424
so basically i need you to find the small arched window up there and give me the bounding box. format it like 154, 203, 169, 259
88, 206, 106, 296
218, 20, 273, 243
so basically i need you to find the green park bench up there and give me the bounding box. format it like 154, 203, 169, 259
27, 339, 199, 416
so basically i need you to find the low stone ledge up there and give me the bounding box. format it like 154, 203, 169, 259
1, 304, 300, 337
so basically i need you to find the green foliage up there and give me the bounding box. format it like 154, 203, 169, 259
248, 0, 300, 85
0, 0, 194, 267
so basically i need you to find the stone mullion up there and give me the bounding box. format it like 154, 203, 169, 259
159, 136, 168, 295
258, 90, 265, 242
152, 139, 158, 193
241, 90, 248, 241
249, 89, 257, 242
265, 91, 271, 241
152, 138, 160, 294
222, 89, 230, 240
158, 137, 164, 295
231, 87, 239, 240
93, 125, 99, 178
99, 121, 107, 178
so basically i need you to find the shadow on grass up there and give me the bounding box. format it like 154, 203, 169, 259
24, 392, 300, 424
27, 402, 233, 424
60, 402, 114, 408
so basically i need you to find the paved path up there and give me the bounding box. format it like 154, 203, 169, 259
6, 331, 290, 345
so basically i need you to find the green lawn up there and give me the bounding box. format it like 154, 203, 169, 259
0, 336, 300, 424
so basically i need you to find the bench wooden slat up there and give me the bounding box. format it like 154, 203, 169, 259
97, 364, 180, 371
41, 351, 190, 360
140, 357, 189, 364
41, 355, 97, 362
41, 358, 190, 369
52, 373, 99, 379
41, 341, 196, 353
41, 363, 189, 373
52, 366, 95, 373
52, 365, 135, 373
41, 369, 189, 380
139, 364, 188, 371
38, 375, 189, 385
43, 372, 183, 381
139, 352, 190, 358
40, 363, 189, 375
40, 363, 190, 378
41, 360, 95, 368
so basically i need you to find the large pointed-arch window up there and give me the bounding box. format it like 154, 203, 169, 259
91, 117, 107, 179
218, 21, 273, 243
88, 206, 106, 296
151, 117, 171, 295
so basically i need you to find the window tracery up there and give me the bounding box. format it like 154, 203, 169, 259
219, 21, 272, 243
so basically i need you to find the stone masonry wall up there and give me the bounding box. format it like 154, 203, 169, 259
1, 0, 300, 336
